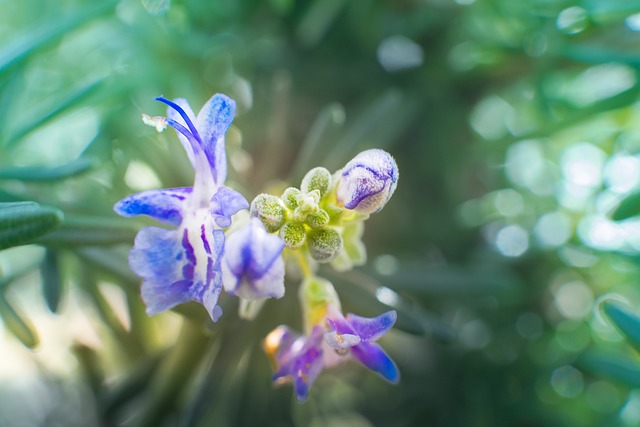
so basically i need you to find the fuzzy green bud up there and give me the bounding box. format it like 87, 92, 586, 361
293, 189, 321, 221
250, 194, 286, 232
305, 209, 330, 229
301, 167, 332, 196
281, 187, 301, 210
279, 221, 306, 248
307, 228, 343, 262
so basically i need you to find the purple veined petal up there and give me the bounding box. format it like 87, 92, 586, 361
130, 226, 193, 315
130, 219, 226, 321
346, 310, 397, 343
195, 94, 236, 185
270, 326, 325, 402
222, 218, 285, 300
350, 341, 400, 384
114, 187, 193, 226
165, 98, 197, 166
210, 187, 249, 228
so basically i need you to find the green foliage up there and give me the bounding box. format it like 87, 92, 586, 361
5, 0, 640, 425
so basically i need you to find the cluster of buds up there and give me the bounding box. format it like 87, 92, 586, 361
250, 149, 398, 270
116, 93, 400, 403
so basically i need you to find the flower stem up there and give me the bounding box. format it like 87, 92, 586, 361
293, 249, 313, 279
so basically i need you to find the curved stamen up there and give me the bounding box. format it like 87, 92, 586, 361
164, 118, 202, 155
155, 97, 202, 144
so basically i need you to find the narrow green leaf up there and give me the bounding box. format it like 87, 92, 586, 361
601, 299, 640, 352
0, 294, 39, 348
6, 79, 105, 147
0, 157, 97, 182
578, 351, 640, 388
0, 202, 64, 250
37, 215, 137, 246
297, 0, 346, 47
290, 103, 345, 182
611, 192, 640, 221
41, 249, 63, 313
101, 352, 165, 420
0, 1, 117, 72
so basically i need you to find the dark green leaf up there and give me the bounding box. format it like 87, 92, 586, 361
601, 299, 640, 352
37, 215, 137, 246
6, 79, 105, 147
0, 157, 97, 181
578, 351, 640, 388
41, 249, 63, 313
0, 1, 117, 72
0, 202, 64, 250
611, 192, 640, 221
0, 293, 39, 348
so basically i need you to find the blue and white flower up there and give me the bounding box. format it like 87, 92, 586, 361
336, 149, 399, 215
222, 218, 285, 300
114, 94, 249, 321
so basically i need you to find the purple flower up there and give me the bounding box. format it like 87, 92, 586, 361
114, 94, 249, 321
265, 308, 399, 401
324, 308, 399, 383
336, 149, 398, 215
222, 218, 285, 300
265, 325, 325, 402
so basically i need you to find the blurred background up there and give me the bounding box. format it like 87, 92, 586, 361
4, 0, 640, 426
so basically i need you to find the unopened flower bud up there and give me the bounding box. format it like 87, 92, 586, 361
336, 149, 398, 215
306, 209, 330, 229
282, 187, 301, 210
301, 167, 332, 196
307, 228, 343, 262
250, 194, 286, 232
279, 221, 306, 248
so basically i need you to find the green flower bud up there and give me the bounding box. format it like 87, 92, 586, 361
301, 167, 332, 196
250, 194, 286, 232
293, 189, 321, 222
307, 228, 343, 262
305, 208, 330, 229
279, 221, 306, 248
282, 187, 301, 210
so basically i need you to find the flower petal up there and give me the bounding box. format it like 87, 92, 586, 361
130, 221, 226, 321
350, 341, 399, 383
222, 218, 285, 300
196, 94, 236, 185
210, 187, 249, 228
130, 226, 193, 314
346, 310, 397, 343
114, 187, 192, 226
166, 98, 197, 166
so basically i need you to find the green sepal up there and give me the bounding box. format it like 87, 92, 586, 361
299, 276, 340, 333
0, 202, 64, 250
331, 221, 366, 272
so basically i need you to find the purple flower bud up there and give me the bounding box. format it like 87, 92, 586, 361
221, 218, 285, 300
336, 149, 398, 215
